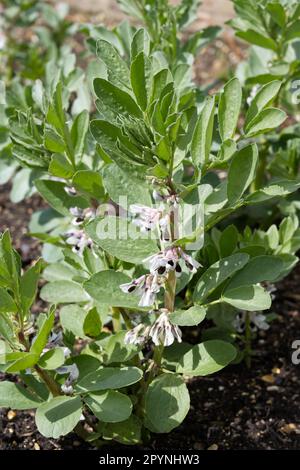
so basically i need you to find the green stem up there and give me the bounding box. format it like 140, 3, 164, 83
34, 365, 62, 397
119, 308, 134, 330
111, 307, 122, 332
153, 344, 164, 368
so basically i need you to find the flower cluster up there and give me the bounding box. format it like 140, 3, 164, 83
120, 273, 164, 307
120, 246, 200, 308
130, 203, 171, 240
233, 311, 270, 333
124, 309, 182, 347
65, 206, 95, 256
121, 198, 200, 348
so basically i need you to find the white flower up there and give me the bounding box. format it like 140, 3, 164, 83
120, 274, 163, 307
120, 275, 146, 294
144, 247, 180, 276
179, 248, 201, 274
149, 310, 182, 346
130, 204, 163, 232
65, 228, 93, 255
64, 186, 77, 196
57, 363, 79, 395
124, 324, 151, 346
252, 313, 270, 331
153, 190, 164, 201
233, 312, 270, 333
144, 247, 201, 277
138, 274, 162, 307
61, 384, 74, 394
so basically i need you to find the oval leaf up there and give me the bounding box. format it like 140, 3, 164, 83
176, 340, 237, 376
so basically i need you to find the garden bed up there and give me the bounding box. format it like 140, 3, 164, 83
1, 181, 299, 450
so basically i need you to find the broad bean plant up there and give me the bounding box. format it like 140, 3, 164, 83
0, 0, 300, 446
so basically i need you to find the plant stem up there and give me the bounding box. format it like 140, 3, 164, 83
111, 307, 122, 332
119, 308, 134, 330
244, 312, 252, 368
34, 365, 62, 397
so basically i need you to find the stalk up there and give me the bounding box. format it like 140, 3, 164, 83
34, 365, 62, 397
111, 307, 122, 332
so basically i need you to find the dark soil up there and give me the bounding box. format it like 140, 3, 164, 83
0, 183, 44, 265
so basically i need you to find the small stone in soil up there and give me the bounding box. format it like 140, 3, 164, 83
207, 444, 218, 450
7, 410, 16, 420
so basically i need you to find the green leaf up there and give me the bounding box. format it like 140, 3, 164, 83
43, 263, 76, 282
222, 285, 272, 311
131, 28, 150, 59
245, 108, 286, 137
40, 281, 90, 304
218, 77, 242, 142
266, 2, 286, 28
102, 163, 151, 206
226, 255, 284, 290
227, 144, 258, 205
279, 216, 297, 245
219, 225, 239, 257
103, 331, 139, 364
169, 306, 206, 326
38, 348, 65, 370
94, 78, 142, 119
49, 154, 74, 179
75, 366, 143, 392
193, 253, 249, 302
285, 20, 300, 41
86, 217, 158, 264
191, 96, 215, 166
35, 179, 88, 216
20, 260, 43, 315
72, 170, 104, 200
236, 30, 278, 51
84, 270, 142, 309
246, 180, 300, 204
176, 340, 237, 376
30, 309, 55, 356
96, 39, 130, 90
90, 118, 120, 145
102, 415, 141, 445
144, 373, 190, 433
130, 52, 151, 111
35, 396, 82, 438
0, 312, 15, 344
60, 304, 88, 338
245, 80, 282, 130
84, 390, 132, 422
71, 110, 89, 162
150, 69, 171, 103
217, 139, 237, 162
0, 287, 17, 313
46, 82, 66, 136
5, 353, 39, 373
0, 381, 42, 410
44, 129, 65, 153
